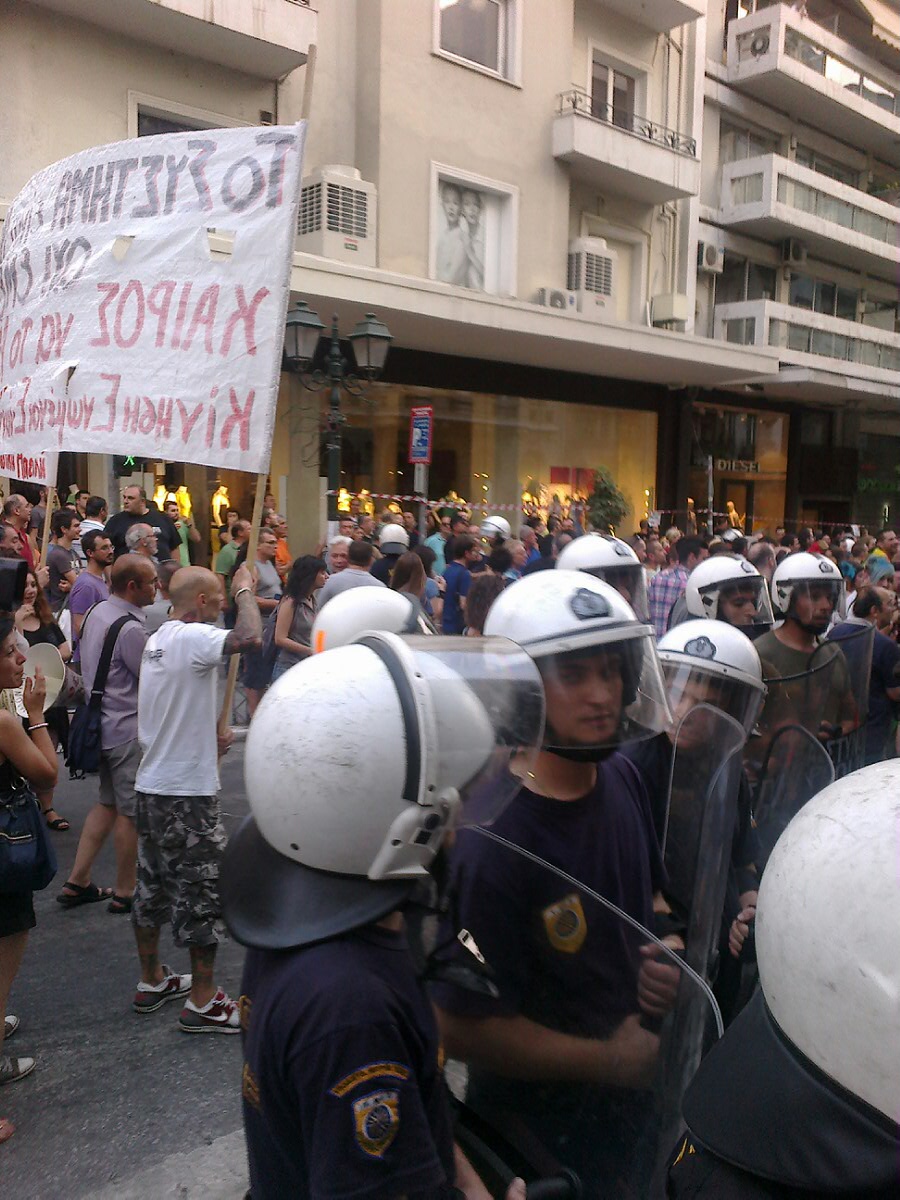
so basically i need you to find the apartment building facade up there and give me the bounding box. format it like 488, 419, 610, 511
696, 0, 900, 530
5, 0, 896, 541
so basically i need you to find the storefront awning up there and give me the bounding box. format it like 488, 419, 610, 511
290, 253, 781, 391
728, 366, 900, 409
845, 0, 900, 53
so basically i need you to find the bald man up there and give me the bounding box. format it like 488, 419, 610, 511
131, 562, 261, 1033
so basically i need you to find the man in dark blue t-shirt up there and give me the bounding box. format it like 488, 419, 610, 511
441, 534, 481, 634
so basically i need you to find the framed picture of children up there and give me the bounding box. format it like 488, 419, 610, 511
429, 165, 518, 297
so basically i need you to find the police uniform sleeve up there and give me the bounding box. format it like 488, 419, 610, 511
288, 1022, 455, 1199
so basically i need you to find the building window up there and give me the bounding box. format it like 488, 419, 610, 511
719, 121, 777, 165
429, 164, 518, 296
789, 273, 858, 320
137, 111, 206, 137
718, 253, 776, 305
794, 144, 858, 189
591, 58, 637, 128
436, 0, 519, 81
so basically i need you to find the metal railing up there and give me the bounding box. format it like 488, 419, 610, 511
556, 88, 697, 157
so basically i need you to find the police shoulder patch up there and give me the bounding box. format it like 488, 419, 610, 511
330, 1061, 410, 1097
542, 892, 587, 953
353, 1089, 400, 1158
570, 588, 611, 621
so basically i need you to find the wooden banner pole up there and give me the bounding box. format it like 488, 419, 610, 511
218, 471, 268, 733
38, 485, 56, 569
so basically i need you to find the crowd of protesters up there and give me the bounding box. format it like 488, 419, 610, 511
0, 474, 897, 1151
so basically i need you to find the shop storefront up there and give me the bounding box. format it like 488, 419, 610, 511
689, 401, 790, 535
304, 381, 658, 531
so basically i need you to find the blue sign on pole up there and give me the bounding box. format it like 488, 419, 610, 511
408, 405, 433, 465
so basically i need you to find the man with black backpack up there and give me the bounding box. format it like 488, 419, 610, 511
58, 554, 158, 914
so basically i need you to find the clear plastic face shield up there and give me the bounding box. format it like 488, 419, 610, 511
356, 634, 545, 844
705, 576, 774, 629
784, 578, 844, 632
662, 661, 765, 741
587, 564, 650, 624
536, 628, 671, 755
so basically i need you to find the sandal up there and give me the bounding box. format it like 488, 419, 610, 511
3, 1017, 17, 1041
44, 810, 70, 832
107, 895, 133, 915
0, 1057, 34, 1086
56, 882, 114, 909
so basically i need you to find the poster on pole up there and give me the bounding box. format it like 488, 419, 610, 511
0, 122, 306, 474
408, 405, 433, 465
0, 449, 58, 488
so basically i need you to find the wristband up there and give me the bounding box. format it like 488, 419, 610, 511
234, 587, 252, 601
27, 722, 49, 733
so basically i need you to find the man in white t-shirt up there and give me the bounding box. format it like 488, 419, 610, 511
132, 563, 261, 1033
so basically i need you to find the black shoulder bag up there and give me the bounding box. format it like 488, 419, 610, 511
67, 614, 137, 778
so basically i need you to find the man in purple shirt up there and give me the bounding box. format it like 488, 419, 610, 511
58, 555, 157, 913
68, 530, 114, 663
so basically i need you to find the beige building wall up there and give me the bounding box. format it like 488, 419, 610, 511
0, 0, 285, 201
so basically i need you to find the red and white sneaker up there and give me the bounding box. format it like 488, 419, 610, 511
178, 989, 240, 1035
133, 967, 192, 1014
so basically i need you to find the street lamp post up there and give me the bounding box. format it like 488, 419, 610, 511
283, 303, 392, 523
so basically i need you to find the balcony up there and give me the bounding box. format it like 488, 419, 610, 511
28, 0, 316, 80
726, 5, 900, 167
715, 299, 900, 384
590, 0, 705, 35
720, 155, 900, 281
552, 89, 700, 205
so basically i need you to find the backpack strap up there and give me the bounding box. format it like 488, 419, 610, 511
87, 614, 138, 711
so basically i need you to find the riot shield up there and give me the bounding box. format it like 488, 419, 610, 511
746, 655, 837, 871
656, 707, 747, 1175
815, 623, 874, 776
433, 824, 727, 1199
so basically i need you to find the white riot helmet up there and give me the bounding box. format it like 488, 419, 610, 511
685, 554, 774, 629
378, 523, 409, 556
484, 569, 671, 752
682, 767, 900, 1192
480, 515, 511, 544
222, 634, 544, 950
771, 551, 843, 621
556, 533, 650, 622
657, 619, 766, 736
312, 588, 433, 653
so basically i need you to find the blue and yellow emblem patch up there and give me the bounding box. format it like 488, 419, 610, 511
542, 892, 587, 953
352, 1089, 400, 1158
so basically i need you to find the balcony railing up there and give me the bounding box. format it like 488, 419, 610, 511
715, 299, 900, 375
556, 89, 696, 158
719, 155, 900, 277
726, 6, 900, 162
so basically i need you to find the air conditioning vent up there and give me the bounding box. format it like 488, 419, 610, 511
781, 237, 807, 266
296, 166, 377, 267
749, 31, 770, 56
567, 238, 618, 321
697, 240, 724, 274
534, 287, 577, 312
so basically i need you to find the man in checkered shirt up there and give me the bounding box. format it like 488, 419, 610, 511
648, 536, 707, 638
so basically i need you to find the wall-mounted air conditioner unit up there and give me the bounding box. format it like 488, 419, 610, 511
566, 238, 618, 321
534, 287, 577, 313
781, 237, 807, 267
697, 240, 724, 274
296, 165, 377, 267
651, 293, 690, 327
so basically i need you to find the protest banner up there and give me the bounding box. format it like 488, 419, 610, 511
0, 122, 306, 474
0, 449, 58, 488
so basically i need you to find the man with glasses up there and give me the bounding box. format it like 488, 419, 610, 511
104, 486, 180, 562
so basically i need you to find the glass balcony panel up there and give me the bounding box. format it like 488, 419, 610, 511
733, 173, 764, 204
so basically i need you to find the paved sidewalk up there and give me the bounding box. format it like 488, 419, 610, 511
82, 1130, 249, 1199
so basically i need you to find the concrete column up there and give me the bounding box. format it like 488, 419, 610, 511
283, 372, 326, 554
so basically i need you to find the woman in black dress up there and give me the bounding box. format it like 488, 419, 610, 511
14, 571, 71, 832
0, 612, 57, 1142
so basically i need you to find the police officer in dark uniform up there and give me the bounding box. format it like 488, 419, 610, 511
432, 571, 680, 1196
221, 631, 545, 1199
667, 766, 899, 1199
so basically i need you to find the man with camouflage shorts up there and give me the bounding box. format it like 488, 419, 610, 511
132, 563, 261, 1032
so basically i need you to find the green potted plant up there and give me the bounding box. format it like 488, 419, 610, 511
587, 467, 628, 533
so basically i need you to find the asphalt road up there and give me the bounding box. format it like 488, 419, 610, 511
1, 744, 252, 1199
